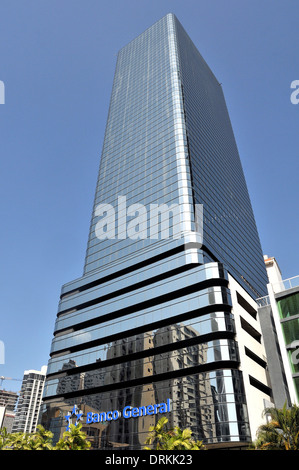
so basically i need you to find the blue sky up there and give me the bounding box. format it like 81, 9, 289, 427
0, 0, 298, 392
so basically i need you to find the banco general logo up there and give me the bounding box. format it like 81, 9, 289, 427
64, 405, 83, 431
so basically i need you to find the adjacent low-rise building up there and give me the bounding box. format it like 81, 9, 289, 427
257, 256, 299, 406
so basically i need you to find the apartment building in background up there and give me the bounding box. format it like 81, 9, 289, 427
12, 366, 47, 434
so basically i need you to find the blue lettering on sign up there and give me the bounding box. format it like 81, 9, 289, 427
84, 399, 171, 425
86, 410, 120, 423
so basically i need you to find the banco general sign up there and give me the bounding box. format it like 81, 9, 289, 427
65, 399, 172, 431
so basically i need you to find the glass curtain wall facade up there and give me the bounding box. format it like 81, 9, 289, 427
41, 14, 268, 449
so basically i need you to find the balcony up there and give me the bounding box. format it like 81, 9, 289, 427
272, 275, 299, 294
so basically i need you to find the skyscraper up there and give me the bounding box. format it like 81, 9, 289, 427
41, 14, 274, 449
13, 366, 47, 434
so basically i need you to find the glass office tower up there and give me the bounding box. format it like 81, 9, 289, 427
41, 14, 270, 449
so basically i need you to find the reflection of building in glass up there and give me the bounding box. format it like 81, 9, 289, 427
40, 14, 287, 449
55, 360, 84, 396
153, 324, 210, 435
93, 333, 156, 449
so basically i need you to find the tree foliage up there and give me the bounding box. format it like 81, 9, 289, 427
55, 423, 91, 450
3, 404, 299, 451
253, 403, 299, 450
144, 416, 205, 450
0, 423, 90, 451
